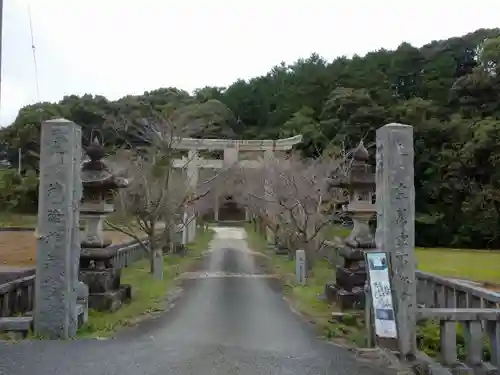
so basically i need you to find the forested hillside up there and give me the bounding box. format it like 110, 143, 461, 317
1, 28, 500, 249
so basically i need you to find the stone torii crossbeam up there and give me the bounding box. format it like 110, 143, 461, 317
172, 135, 303, 243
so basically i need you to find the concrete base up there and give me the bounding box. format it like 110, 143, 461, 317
79, 268, 121, 293
325, 283, 365, 310
88, 284, 132, 312
0, 306, 87, 336
335, 266, 367, 290
0, 316, 32, 336
80, 267, 131, 312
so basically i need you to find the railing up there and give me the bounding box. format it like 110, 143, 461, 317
414, 271, 500, 374
1, 237, 153, 319
109, 229, 184, 269
110, 240, 149, 269
0, 275, 35, 317
417, 308, 500, 374
362, 269, 500, 374
416, 271, 500, 309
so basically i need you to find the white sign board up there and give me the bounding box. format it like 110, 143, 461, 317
366, 252, 397, 338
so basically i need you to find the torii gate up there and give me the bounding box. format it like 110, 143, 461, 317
173, 135, 303, 243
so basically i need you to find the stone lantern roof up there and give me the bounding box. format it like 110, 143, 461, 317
329, 141, 375, 189
81, 137, 129, 190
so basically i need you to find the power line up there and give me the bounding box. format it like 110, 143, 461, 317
0, 0, 4, 111
27, 3, 40, 102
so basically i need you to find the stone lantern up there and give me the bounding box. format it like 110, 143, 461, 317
325, 141, 376, 310
79, 136, 131, 311
80, 137, 128, 248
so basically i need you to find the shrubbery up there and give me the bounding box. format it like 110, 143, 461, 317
1, 29, 500, 248
0, 169, 38, 213
417, 320, 491, 362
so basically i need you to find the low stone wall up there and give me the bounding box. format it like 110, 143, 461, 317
416, 270, 500, 309
0, 274, 35, 317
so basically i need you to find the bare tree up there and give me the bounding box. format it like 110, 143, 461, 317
235, 153, 346, 269
108, 152, 168, 279
104, 111, 219, 279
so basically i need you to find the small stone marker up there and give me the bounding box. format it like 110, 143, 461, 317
34, 119, 81, 339
296, 249, 306, 285
182, 211, 189, 245
375, 123, 417, 358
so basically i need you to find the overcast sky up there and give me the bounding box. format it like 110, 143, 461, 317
1, 0, 499, 127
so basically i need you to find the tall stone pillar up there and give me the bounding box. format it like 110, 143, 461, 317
264, 149, 274, 243
35, 119, 82, 339
186, 150, 198, 242
376, 123, 417, 358
224, 145, 239, 166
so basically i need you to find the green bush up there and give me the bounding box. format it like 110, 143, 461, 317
417, 320, 491, 362
0, 169, 38, 213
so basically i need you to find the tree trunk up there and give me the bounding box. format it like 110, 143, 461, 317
149, 237, 155, 274
161, 225, 172, 254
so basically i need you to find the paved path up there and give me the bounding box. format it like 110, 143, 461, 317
0, 227, 391, 375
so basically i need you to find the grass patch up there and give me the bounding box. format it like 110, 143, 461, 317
416, 248, 500, 284
77, 228, 214, 338
324, 225, 352, 240
328, 224, 500, 285
245, 225, 367, 347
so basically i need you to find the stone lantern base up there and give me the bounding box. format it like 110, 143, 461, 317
79, 247, 132, 312
325, 242, 375, 310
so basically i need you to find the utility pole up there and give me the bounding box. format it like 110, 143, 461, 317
0, 0, 4, 108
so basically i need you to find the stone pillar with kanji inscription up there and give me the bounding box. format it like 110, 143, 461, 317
264, 149, 275, 243
34, 119, 82, 339
376, 123, 417, 359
